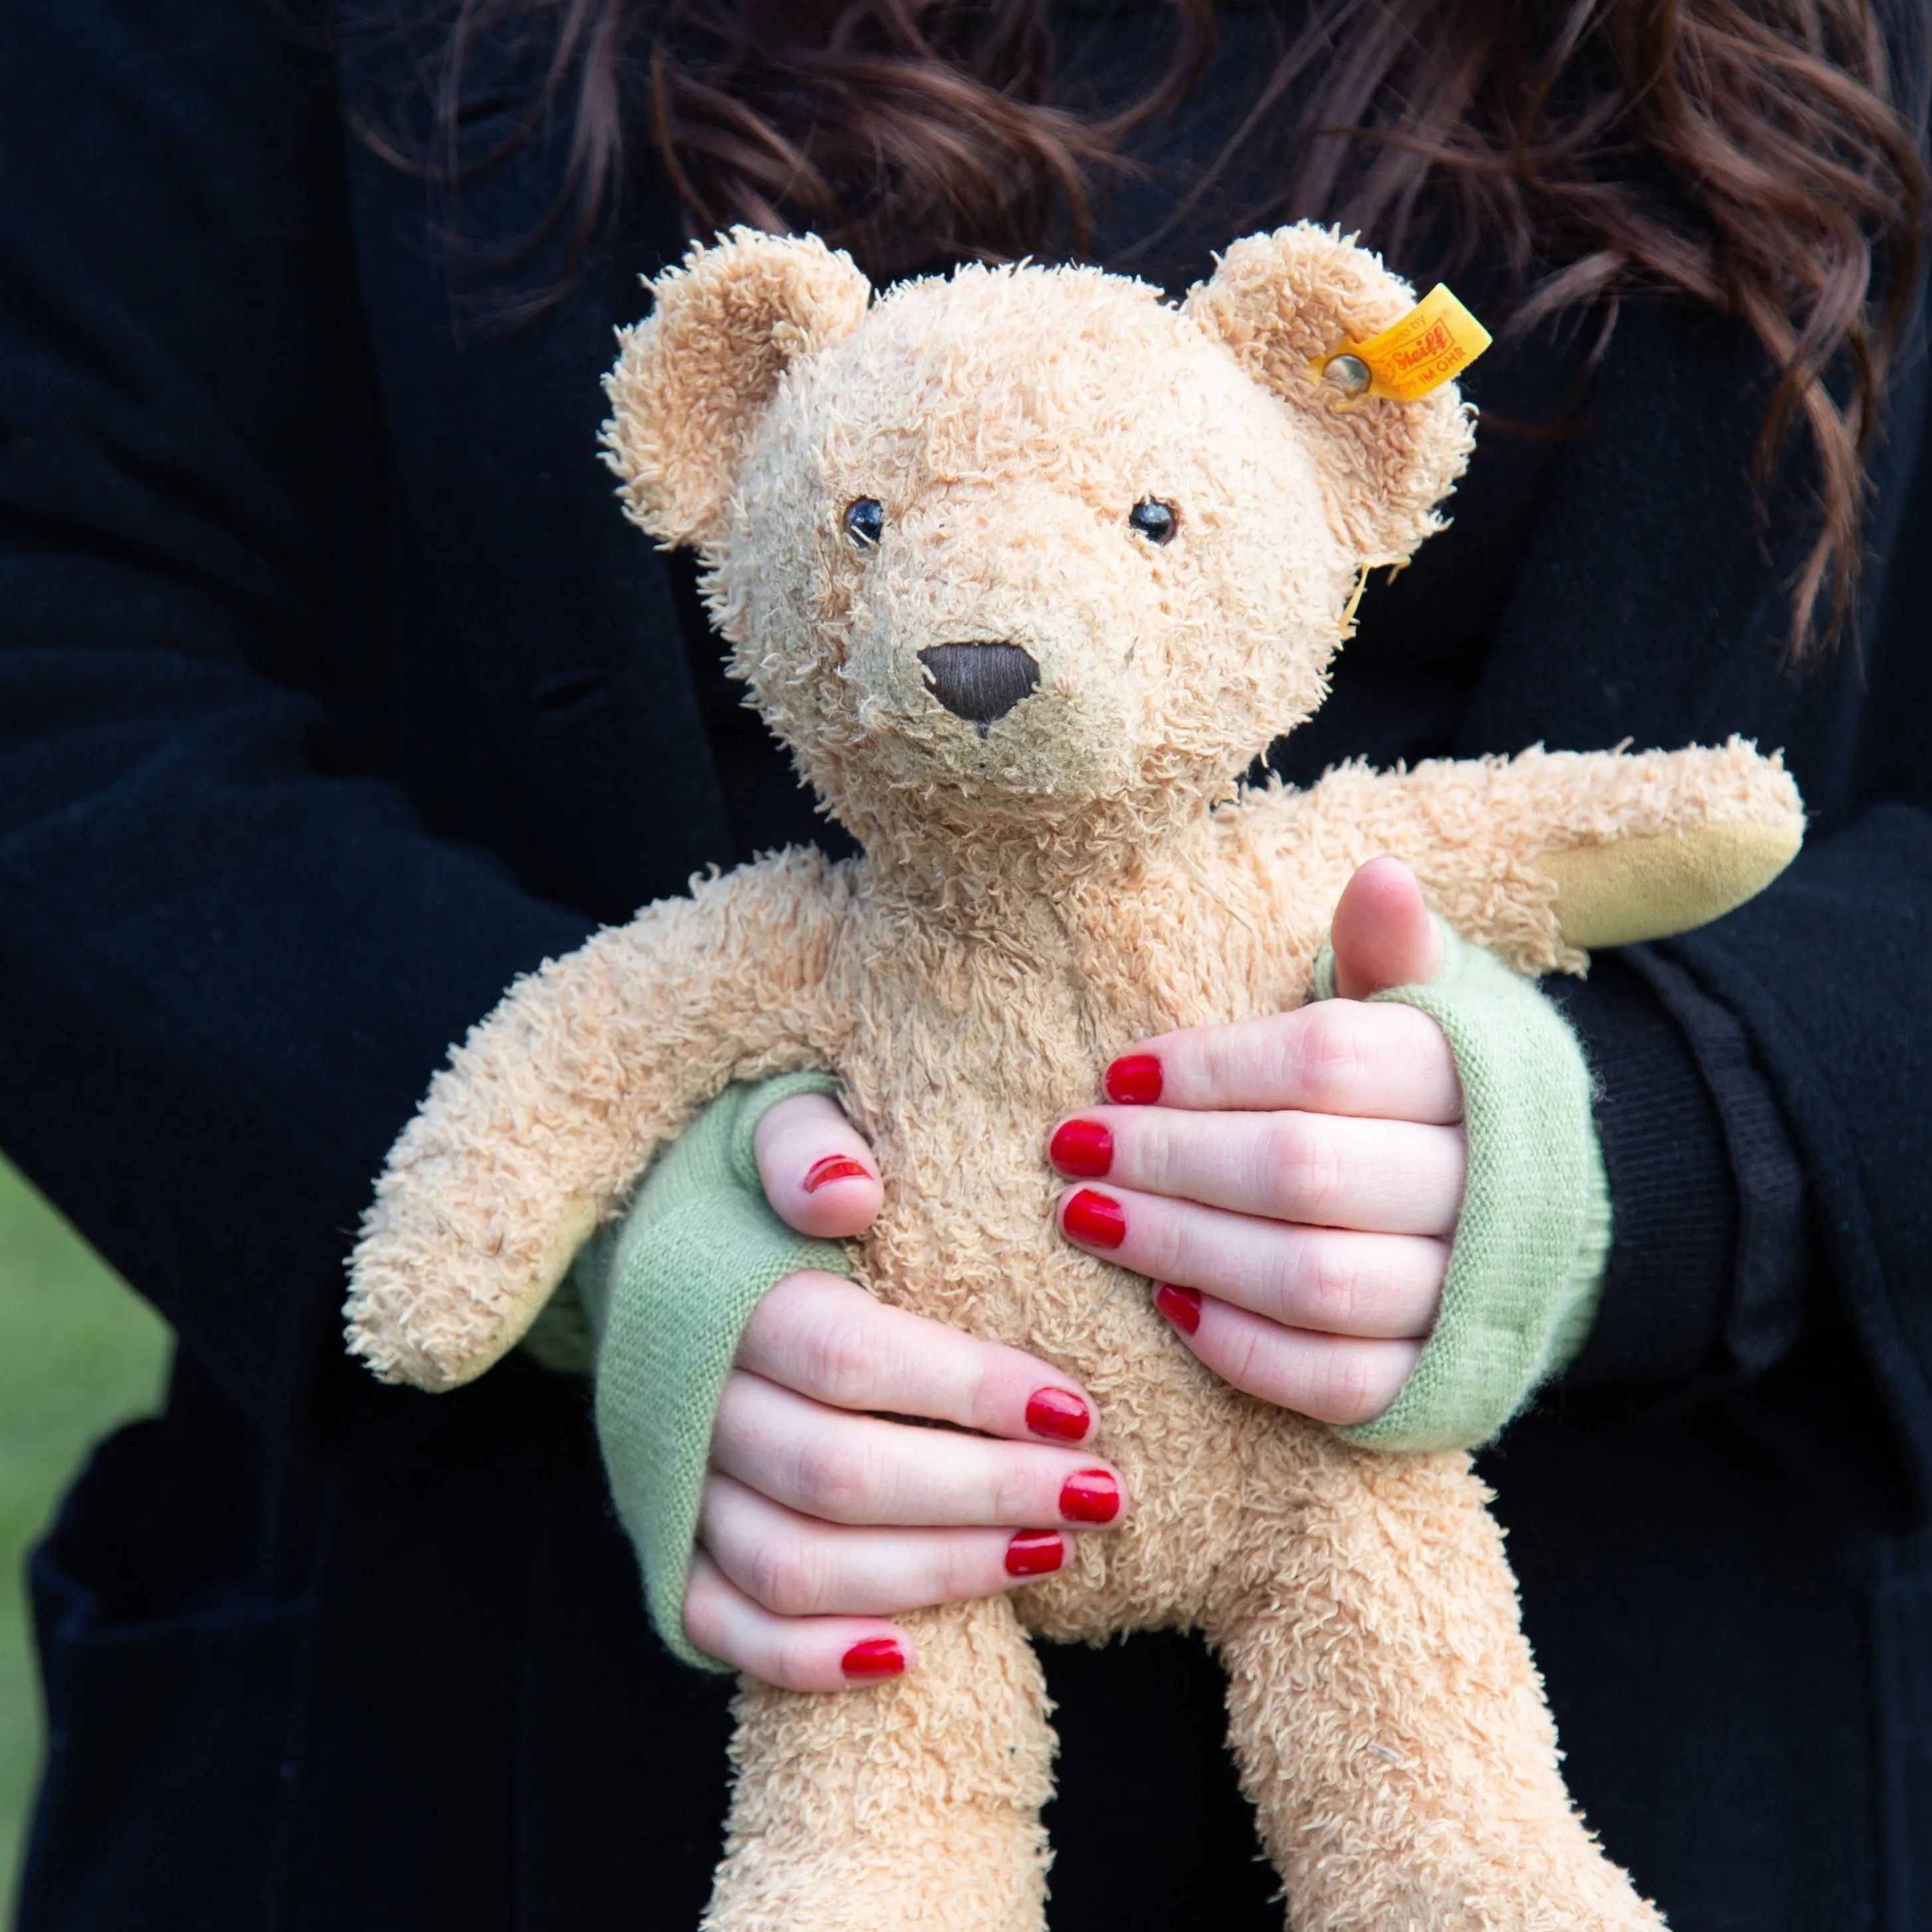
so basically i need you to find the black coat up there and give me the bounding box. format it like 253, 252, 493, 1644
3, 4, 1931, 1929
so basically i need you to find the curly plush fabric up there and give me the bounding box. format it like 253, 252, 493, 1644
570, 1071, 849, 1669
1315, 926, 1611, 1453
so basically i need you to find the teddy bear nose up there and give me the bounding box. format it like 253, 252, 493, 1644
917, 642, 1041, 733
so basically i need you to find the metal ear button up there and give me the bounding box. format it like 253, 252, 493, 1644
1320, 354, 1373, 400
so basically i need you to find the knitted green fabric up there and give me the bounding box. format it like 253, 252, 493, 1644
569, 1071, 851, 1671
1316, 926, 1611, 1453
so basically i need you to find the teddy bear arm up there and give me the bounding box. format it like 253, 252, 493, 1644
1403, 740, 1804, 970
343, 853, 848, 1392
1260, 740, 1804, 976
1531, 814, 1801, 950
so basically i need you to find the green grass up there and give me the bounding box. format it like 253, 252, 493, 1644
0, 1157, 169, 1923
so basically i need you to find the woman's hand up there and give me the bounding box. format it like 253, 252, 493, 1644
1049, 857, 1465, 1427
683, 1093, 1129, 1691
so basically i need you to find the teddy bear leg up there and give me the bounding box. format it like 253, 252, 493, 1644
1204, 1449, 1666, 1932
701, 1593, 1055, 1932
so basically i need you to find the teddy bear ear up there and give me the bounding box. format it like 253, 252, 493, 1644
1186, 225, 1476, 562
603, 227, 873, 549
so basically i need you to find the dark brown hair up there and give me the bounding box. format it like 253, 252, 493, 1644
429, 0, 1927, 655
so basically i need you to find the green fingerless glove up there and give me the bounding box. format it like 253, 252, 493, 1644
1314, 925, 1612, 1453
557, 1071, 851, 1670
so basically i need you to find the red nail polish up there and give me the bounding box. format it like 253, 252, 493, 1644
803, 1155, 873, 1194
1153, 1284, 1203, 1335
1005, 1530, 1066, 1578
1061, 1188, 1127, 1250
1059, 1469, 1121, 1524
1103, 1053, 1163, 1105
841, 1637, 906, 1680
1049, 1118, 1114, 1178
1025, 1387, 1091, 1441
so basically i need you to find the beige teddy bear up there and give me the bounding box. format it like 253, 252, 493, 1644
345, 225, 1802, 1931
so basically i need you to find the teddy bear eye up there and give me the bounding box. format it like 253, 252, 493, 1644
842, 498, 885, 549
1128, 499, 1178, 545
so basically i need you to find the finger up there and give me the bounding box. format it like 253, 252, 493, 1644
1051, 1105, 1464, 1226
712, 1371, 1127, 1530
700, 1471, 1068, 1617
1057, 1184, 1447, 1333
1149, 1286, 1423, 1426
1060, 1103, 1464, 1241
1096, 1000, 1462, 1122
740, 1271, 1097, 1446
680, 1549, 918, 1692
755, 1091, 885, 1239
1330, 855, 1443, 1000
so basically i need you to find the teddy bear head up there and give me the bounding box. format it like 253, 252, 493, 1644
604, 225, 1472, 888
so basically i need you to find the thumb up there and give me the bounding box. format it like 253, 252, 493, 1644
753, 1091, 885, 1240
1330, 856, 1443, 1000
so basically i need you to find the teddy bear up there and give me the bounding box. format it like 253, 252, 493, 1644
344, 224, 1804, 1932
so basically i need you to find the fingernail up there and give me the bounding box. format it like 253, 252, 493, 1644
1005, 1530, 1066, 1578
1061, 1188, 1127, 1250
1049, 1118, 1113, 1178
1025, 1387, 1091, 1441
1103, 1053, 1163, 1105
1059, 1469, 1121, 1524
1153, 1284, 1202, 1335
841, 1637, 906, 1680
803, 1155, 873, 1194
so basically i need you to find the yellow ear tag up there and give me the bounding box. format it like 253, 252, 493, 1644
1313, 285, 1492, 403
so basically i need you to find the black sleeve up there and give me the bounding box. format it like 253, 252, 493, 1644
0, 3, 592, 1454
1542, 808, 1932, 1532
1654, 802, 1932, 1522
1543, 523, 1932, 1524
1546, 942, 1810, 1395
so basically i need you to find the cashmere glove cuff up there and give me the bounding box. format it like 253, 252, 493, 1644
558, 1071, 851, 1671
1314, 924, 1611, 1453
